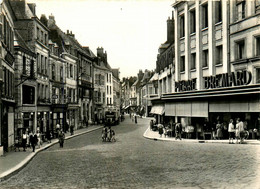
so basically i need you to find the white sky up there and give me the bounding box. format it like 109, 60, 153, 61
28, 0, 173, 79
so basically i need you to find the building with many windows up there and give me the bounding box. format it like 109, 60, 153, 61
0, 0, 16, 152
150, 0, 260, 139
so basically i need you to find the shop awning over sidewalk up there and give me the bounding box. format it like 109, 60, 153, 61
150, 104, 165, 115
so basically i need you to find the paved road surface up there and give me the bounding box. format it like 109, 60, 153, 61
1, 117, 260, 189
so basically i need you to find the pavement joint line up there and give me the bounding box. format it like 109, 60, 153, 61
0, 126, 103, 182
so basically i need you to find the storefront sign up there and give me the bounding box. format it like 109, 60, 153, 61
175, 78, 196, 92
204, 70, 252, 89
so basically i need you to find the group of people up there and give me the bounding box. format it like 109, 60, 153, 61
129, 113, 138, 124
101, 126, 116, 142
150, 120, 183, 140
228, 118, 248, 144
15, 129, 42, 152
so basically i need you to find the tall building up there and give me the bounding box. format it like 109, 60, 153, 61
0, 0, 16, 152
10, 0, 51, 136
151, 0, 260, 139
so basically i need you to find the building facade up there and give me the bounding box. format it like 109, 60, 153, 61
151, 0, 260, 139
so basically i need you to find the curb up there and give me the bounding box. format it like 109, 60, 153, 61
143, 127, 260, 145
0, 126, 102, 182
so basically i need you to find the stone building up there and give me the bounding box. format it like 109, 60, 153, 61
150, 0, 260, 139
10, 0, 51, 136
0, 0, 16, 152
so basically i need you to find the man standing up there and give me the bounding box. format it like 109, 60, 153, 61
30, 133, 37, 152
58, 130, 65, 148
22, 131, 27, 151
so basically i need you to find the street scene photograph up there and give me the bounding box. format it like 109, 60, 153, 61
0, 0, 260, 188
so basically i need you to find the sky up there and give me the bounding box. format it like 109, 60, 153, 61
28, 0, 173, 79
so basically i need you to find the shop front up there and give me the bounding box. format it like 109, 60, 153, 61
162, 84, 260, 140
150, 103, 165, 124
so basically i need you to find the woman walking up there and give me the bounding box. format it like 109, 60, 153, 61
58, 130, 65, 148
228, 119, 235, 144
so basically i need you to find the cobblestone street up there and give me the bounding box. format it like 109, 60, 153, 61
1, 117, 260, 189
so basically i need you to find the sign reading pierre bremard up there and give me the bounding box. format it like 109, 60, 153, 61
175, 70, 252, 92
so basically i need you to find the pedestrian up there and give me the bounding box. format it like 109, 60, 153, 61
70, 124, 74, 136
150, 120, 154, 130
175, 123, 182, 140
46, 129, 51, 143
111, 129, 116, 142
158, 124, 163, 137
216, 121, 223, 140
163, 126, 167, 138
36, 130, 41, 148
56, 123, 60, 138
107, 126, 112, 142
236, 118, 244, 144
29, 132, 37, 152
14, 136, 20, 152
228, 119, 235, 144
22, 130, 27, 151
58, 130, 65, 148
135, 114, 137, 124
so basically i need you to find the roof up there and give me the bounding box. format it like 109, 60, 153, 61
14, 29, 34, 56
9, 0, 35, 19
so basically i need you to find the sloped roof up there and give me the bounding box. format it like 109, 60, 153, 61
9, 0, 35, 19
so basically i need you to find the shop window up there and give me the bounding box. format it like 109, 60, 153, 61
216, 45, 223, 65
180, 15, 185, 38
180, 56, 185, 72
215, 0, 222, 23
190, 9, 196, 34
256, 36, 260, 56
202, 49, 208, 68
236, 40, 245, 60
236, 0, 246, 20
256, 68, 260, 84
202, 3, 208, 29
191, 53, 196, 70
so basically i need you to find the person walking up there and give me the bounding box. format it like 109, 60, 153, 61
150, 120, 154, 130
228, 119, 235, 144
135, 114, 138, 124
175, 123, 182, 140
216, 121, 223, 140
22, 131, 27, 151
158, 124, 163, 137
70, 124, 74, 136
36, 130, 41, 148
236, 118, 244, 144
30, 132, 37, 152
58, 130, 65, 148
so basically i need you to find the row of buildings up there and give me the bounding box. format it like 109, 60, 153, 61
122, 0, 260, 139
0, 0, 120, 152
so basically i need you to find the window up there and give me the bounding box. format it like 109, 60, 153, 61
45, 57, 47, 74
52, 64, 55, 80
23, 85, 35, 104
70, 64, 73, 77
110, 86, 111, 94
256, 36, 260, 56
180, 56, 185, 72
37, 27, 39, 40
60, 67, 63, 82
237, 0, 246, 20
191, 53, 196, 70
95, 74, 99, 84
180, 15, 185, 38
202, 3, 208, 28
256, 68, 260, 83
107, 86, 109, 94
202, 50, 209, 68
190, 9, 196, 34
30, 60, 34, 78
41, 55, 44, 73
23, 56, 26, 74
103, 92, 105, 103
45, 34, 47, 45
216, 45, 223, 65
107, 97, 109, 105
215, 1, 222, 23
236, 40, 245, 60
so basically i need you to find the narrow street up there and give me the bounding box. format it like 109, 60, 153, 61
1, 117, 260, 189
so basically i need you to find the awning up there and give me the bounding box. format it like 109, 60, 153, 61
123, 105, 130, 110
149, 73, 159, 82
159, 71, 167, 80
150, 104, 165, 115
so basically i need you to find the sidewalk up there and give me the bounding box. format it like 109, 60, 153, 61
0, 125, 103, 181
143, 126, 260, 145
